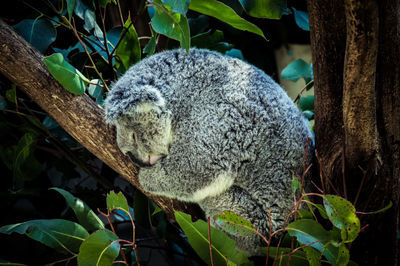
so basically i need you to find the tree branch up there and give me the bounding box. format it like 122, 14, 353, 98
0, 19, 201, 219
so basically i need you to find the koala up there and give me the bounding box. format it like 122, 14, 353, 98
104, 48, 314, 255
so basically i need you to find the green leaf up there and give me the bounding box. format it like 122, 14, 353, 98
13, 133, 43, 182
51, 188, 104, 232
162, 0, 191, 14
77, 229, 120, 266
151, 0, 191, 52
66, 0, 76, 21
292, 8, 310, 31
44, 53, 89, 95
238, 0, 287, 19
281, 59, 312, 83
286, 219, 339, 265
99, 0, 115, 8
189, 0, 265, 39
0, 219, 89, 254
291, 175, 301, 195
299, 95, 314, 112
5, 88, 16, 104
323, 195, 360, 243
143, 33, 157, 56
304, 246, 321, 266
336, 243, 350, 266
116, 16, 141, 71
13, 19, 57, 53
262, 247, 309, 265
175, 211, 251, 265
106, 191, 130, 214
214, 211, 256, 237
88, 79, 104, 106
191, 30, 224, 48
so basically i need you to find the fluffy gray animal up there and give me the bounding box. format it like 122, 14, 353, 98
104, 48, 314, 255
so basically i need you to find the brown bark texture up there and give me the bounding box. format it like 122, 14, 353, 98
343, 0, 379, 168
308, 0, 400, 264
307, 0, 346, 190
0, 19, 201, 220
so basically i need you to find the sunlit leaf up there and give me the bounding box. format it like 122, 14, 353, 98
106, 191, 130, 214
78, 229, 120, 266
13, 19, 56, 53
44, 53, 89, 95
323, 195, 360, 243
214, 211, 256, 237
88, 79, 104, 106
189, 0, 265, 39
238, 0, 287, 19
0, 219, 89, 254
336, 242, 350, 266
175, 211, 251, 265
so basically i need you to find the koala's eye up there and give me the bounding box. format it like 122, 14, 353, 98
131, 132, 136, 142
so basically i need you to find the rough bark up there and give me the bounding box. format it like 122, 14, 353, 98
308, 0, 400, 264
0, 19, 201, 220
307, 0, 346, 191
343, 0, 379, 168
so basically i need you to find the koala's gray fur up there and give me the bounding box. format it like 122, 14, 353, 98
104, 48, 314, 255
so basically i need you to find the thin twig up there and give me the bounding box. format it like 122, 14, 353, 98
207, 217, 215, 266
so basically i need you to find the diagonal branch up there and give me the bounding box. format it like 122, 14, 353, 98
0, 19, 201, 219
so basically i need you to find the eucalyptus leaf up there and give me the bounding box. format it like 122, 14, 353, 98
44, 53, 89, 95
304, 246, 321, 266
292, 8, 310, 31
106, 191, 130, 214
13, 19, 56, 53
336, 242, 350, 266
238, 0, 287, 19
151, 0, 190, 51
214, 211, 256, 237
13, 133, 43, 182
0, 219, 89, 254
286, 219, 339, 265
323, 195, 360, 243
299, 95, 314, 112
88, 79, 104, 105
66, 0, 76, 21
5, 88, 16, 104
262, 247, 309, 265
162, 0, 191, 14
116, 17, 141, 71
281, 59, 312, 83
51, 187, 104, 232
189, 0, 265, 39
77, 229, 120, 266
143, 34, 157, 56
175, 211, 251, 265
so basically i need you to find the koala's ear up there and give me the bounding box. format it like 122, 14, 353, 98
104, 85, 166, 124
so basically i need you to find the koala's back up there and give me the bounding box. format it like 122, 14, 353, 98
122, 49, 312, 177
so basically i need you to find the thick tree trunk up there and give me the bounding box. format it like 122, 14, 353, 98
0, 19, 201, 220
308, 0, 400, 264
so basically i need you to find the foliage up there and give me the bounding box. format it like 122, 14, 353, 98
0, 0, 356, 265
